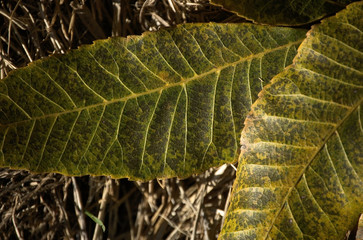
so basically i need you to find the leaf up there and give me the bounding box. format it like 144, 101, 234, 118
220, 2, 363, 239
0, 23, 307, 180
85, 210, 106, 232
210, 0, 356, 26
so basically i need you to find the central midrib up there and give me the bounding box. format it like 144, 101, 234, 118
1, 39, 303, 128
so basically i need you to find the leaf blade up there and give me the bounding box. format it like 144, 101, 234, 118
210, 0, 356, 26
0, 23, 307, 180
220, 2, 363, 239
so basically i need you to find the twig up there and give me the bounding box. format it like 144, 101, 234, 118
39, 1, 65, 53
12, 195, 24, 240
92, 178, 111, 240
72, 177, 88, 240
112, 0, 122, 36
220, 185, 233, 232
6, 0, 22, 54
12, 25, 33, 62
191, 182, 206, 240
18, 3, 44, 58
159, 214, 189, 237
0, 9, 26, 30
55, 189, 73, 239
70, 0, 106, 39
123, 186, 135, 240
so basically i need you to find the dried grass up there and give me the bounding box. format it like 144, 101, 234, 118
0, 0, 242, 239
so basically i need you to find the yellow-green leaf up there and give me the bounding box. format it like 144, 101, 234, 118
220, 2, 363, 239
211, 0, 356, 26
0, 23, 306, 180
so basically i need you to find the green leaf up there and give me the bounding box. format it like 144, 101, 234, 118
220, 2, 363, 239
85, 210, 106, 232
0, 23, 306, 180
210, 0, 356, 26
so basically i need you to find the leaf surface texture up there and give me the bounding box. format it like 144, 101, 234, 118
211, 0, 356, 26
0, 23, 306, 180
220, 2, 363, 239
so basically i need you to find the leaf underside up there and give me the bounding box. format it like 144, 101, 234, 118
220, 2, 363, 240
211, 0, 356, 26
0, 23, 306, 180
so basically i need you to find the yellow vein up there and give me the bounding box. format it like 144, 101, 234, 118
229, 208, 278, 214
259, 57, 264, 90
263, 98, 363, 239
243, 163, 305, 169
335, 131, 361, 180
205, 28, 228, 63
115, 101, 127, 168
55, 112, 81, 169
295, 66, 363, 88
165, 30, 197, 76
235, 33, 253, 55
54, 57, 107, 102
35, 116, 58, 171
151, 43, 184, 81
291, 182, 311, 217
3, 40, 304, 128
271, 226, 289, 240
87, 51, 135, 94
122, 46, 168, 84
233, 186, 290, 196
249, 31, 266, 51
211, 25, 246, 59
103, 44, 150, 91
342, 22, 363, 34
0, 127, 9, 157
248, 141, 318, 150
222, 227, 264, 235
129, 70, 150, 91
17, 76, 65, 111
229, 65, 237, 149
97, 103, 125, 173
34, 65, 77, 108
323, 143, 346, 196
246, 60, 253, 106
0, 109, 9, 124
0, 93, 31, 119
303, 174, 339, 236
183, 84, 188, 172
302, 47, 363, 74
262, 115, 337, 126
201, 71, 219, 168
271, 93, 352, 109
285, 200, 304, 238
77, 105, 106, 171
317, 32, 363, 56
19, 120, 36, 167
140, 91, 162, 171
180, 25, 216, 68
308, 167, 329, 192
358, 105, 363, 134
265, 29, 279, 47
283, 46, 290, 68
103, 45, 137, 94
162, 88, 183, 175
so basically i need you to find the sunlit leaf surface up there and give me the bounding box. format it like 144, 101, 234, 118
220, 2, 363, 239
0, 23, 306, 180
